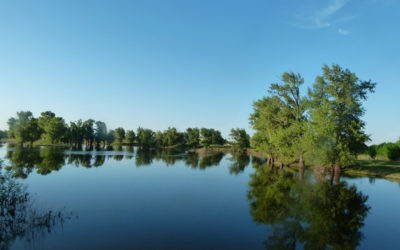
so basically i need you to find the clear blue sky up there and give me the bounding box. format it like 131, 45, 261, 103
0, 0, 399, 144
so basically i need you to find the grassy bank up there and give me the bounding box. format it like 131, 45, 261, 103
344, 159, 400, 181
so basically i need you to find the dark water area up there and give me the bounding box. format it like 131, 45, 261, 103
0, 143, 400, 250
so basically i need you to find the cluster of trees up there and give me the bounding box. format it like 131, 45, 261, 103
365, 140, 400, 160
5, 111, 251, 150
250, 64, 376, 171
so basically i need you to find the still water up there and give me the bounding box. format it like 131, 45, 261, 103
1, 144, 400, 249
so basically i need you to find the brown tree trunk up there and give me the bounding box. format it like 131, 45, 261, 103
299, 154, 304, 169
279, 161, 283, 170
329, 165, 334, 185
334, 161, 341, 184
299, 166, 304, 180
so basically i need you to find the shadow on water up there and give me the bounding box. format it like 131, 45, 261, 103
0, 162, 75, 249
248, 162, 370, 249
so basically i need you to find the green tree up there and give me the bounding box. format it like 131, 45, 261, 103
163, 127, 184, 147
68, 120, 85, 148
94, 121, 107, 147
7, 111, 37, 144
269, 72, 308, 168
0, 130, 7, 139
136, 127, 155, 148
250, 96, 286, 166
229, 128, 250, 151
308, 64, 376, 171
154, 131, 165, 147
366, 145, 377, 160
200, 128, 213, 148
185, 128, 200, 148
106, 129, 115, 146
114, 127, 126, 145
38, 111, 67, 144
83, 119, 95, 147
126, 130, 136, 145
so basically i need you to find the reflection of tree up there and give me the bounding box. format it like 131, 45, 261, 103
135, 148, 156, 167
36, 147, 66, 175
248, 165, 370, 250
228, 153, 250, 175
0, 167, 73, 249
185, 152, 199, 168
6, 147, 42, 178
198, 152, 224, 169
93, 155, 105, 167
67, 154, 93, 168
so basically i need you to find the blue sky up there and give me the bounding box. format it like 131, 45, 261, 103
0, 0, 399, 144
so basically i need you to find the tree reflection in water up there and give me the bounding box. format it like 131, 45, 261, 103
248, 164, 370, 250
0, 162, 74, 249
4, 145, 248, 177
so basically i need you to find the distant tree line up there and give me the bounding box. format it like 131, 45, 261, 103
365, 140, 400, 161
250, 64, 377, 172
4, 111, 250, 150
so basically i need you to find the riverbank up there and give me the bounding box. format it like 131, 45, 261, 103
344, 160, 400, 181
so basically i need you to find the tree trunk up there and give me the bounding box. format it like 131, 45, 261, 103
334, 161, 341, 184
329, 165, 334, 185
299, 154, 304, 169
279, 161, 283, 170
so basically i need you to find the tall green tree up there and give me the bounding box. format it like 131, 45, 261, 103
38, 111, 67, 144
68, 120, 85, 148
114, 127, 126, 145
126, 130, 136, 145
83, 119, 95, 147
200, 128, 213, 148
163, 127, 185, 147
308, 64, 376, 171
230, 128, 250, 151
186, 128, 200, 148
269, 72, 308, 168
136, 127, 155, 148
250, 96, 287, 166
94, 121, 107, 147
7, 111, 34, 140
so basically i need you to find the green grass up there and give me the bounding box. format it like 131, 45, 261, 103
345, 159, 400, 180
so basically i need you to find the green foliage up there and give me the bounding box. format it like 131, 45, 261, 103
377, 143, 400, 161
230, 128, 250, 150
68, 120, 85, 147
307, 65, 375, 167
114, 127, 126, 145
38, 111, 67, 144
162, 127, 185, 147
136, 127, 155, 148
94, 121, 107, 146
0, 130, 8, 139
366, 145, 377, 160
126, 130, 136, 145
200, 128, 225, 148
186, 128, 200, 148
83, 119, 95, 146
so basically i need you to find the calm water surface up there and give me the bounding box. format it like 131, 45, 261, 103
1, 144, 399, 249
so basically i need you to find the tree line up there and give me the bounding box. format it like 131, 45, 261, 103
250, 64, 377, 172
3, 111, 250, 150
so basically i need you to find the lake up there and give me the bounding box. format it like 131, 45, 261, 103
1, 144, 400, 250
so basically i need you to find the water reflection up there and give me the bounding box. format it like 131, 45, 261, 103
248, 164, 370, 249
0, 165, 74, 249
4, 146, 237, 178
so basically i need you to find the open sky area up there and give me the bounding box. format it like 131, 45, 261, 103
0, 0, 399, 144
